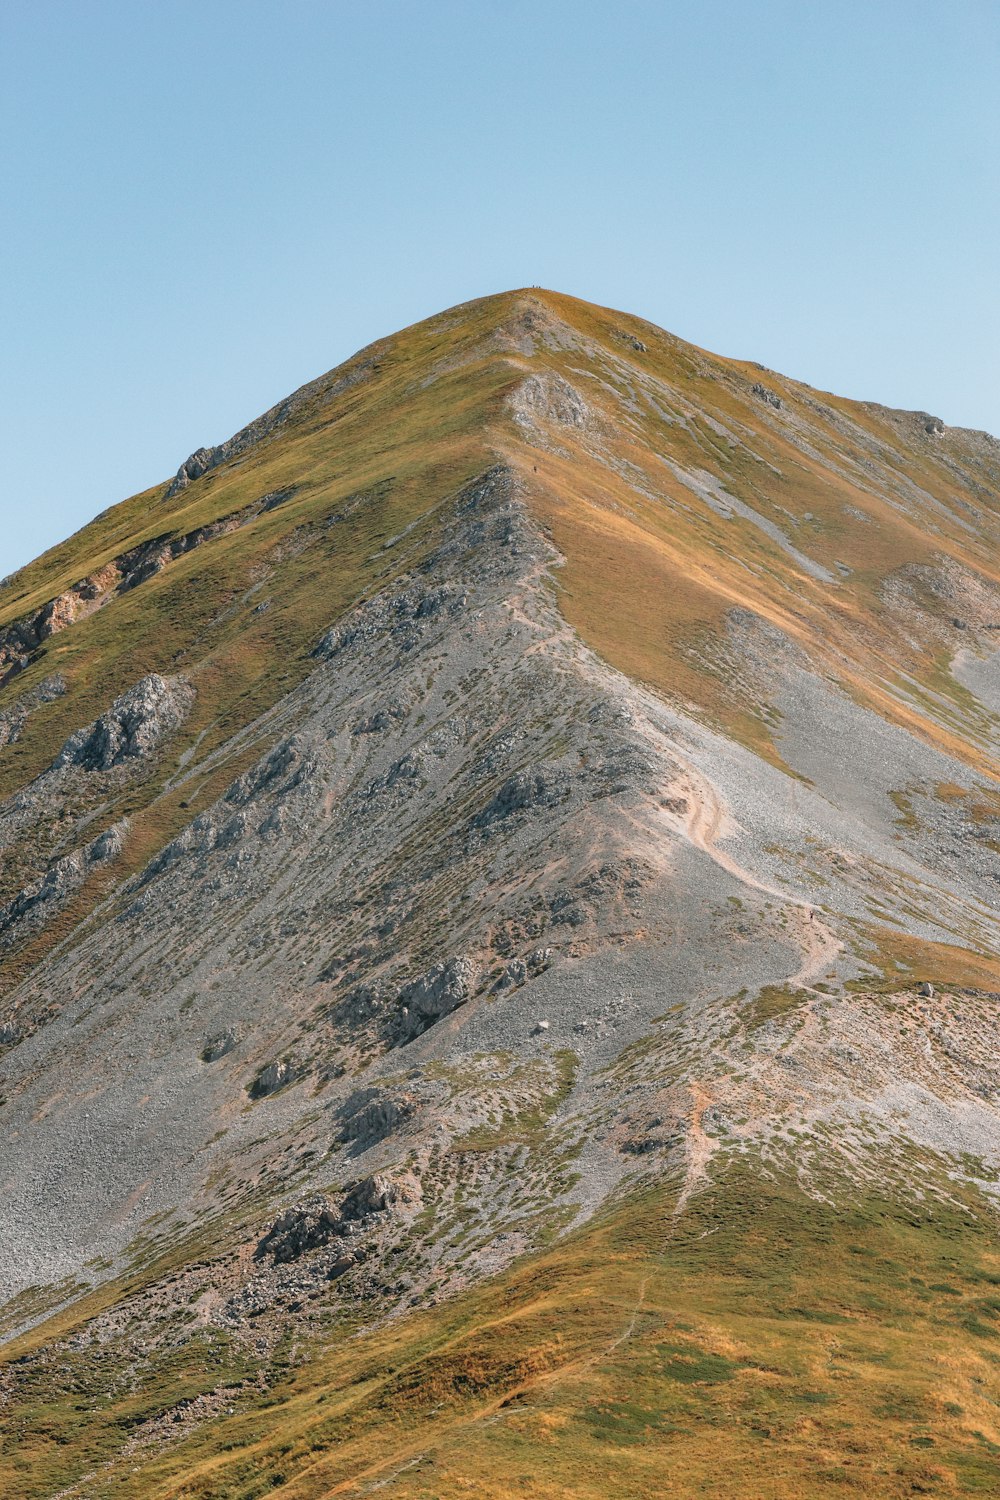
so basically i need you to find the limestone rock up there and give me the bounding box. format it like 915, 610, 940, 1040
54, 675, 193, 772
751, 381, 782, 409
341, 1172, 420, 1222
338, 1089, 412, 1149
249, 1059, 298, 1099
164, 447, 216, 499
201, 1029, 239, 1063
512, 371, 591, 430
474, 768, 569, 829
398, 956, 479, 1033
254, 1196, 340, 1263
0, 819, 129, 948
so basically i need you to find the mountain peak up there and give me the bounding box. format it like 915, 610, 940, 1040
3, 289, 1000, 1495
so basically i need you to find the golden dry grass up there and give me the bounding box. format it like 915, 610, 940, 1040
4, 1167, 1000, 1498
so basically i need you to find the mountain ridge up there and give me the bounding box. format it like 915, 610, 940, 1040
2, 288, 1000, 1497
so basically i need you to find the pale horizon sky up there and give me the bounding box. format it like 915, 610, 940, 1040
2, 0, 998, 578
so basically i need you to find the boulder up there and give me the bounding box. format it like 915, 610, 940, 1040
90, 820, 130, 862
328, 1252, 358, 1280
338, 1089, 412, 1148
201, 1029, 238, 1063
341, 1172, 420, 1222
164, 447, 216, 499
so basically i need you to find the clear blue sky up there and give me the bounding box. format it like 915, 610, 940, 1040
2, 1, 998, 578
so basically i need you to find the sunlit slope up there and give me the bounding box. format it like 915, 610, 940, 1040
5, 1168, 1000, 1499
7, 286, 998, 788
3, 284, 996, 846
492, 291, 1000, 770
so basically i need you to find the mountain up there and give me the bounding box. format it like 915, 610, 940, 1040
2, 288, 1000, 1498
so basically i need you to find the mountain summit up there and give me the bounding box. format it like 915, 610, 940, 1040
2, 290, 1000, 1497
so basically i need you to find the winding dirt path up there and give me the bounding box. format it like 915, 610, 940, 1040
663, 752, 842, 990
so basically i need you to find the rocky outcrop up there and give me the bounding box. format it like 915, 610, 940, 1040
164, 447, 216, 498
340, 1171, 419, 1221
0, 563, 145, 685
397, 956, 480, 1037
164, 350, 377, 498
495, 947, 553, 991
751, 381, 782, 409
0, 493, 300, 687
254, 1196, 341, 1263
612, 327, 647, 353
249, 1059, 298, 1099
338, 1089, 413, 1150
54, 675, 193, 772
0, 674, 66, 751
254, 1173, 419, 1264
473, 767, 570, 829
0, 819, 129, 948
511, 371, 592, 431
201, 1028, 239, 1063
313, 580, 469, 662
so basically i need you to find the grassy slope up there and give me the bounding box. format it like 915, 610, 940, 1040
4, 1165, 1000, 1498
505, 291, 1000, 775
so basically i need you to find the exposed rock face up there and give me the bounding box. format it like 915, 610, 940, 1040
254, 1196, 341, 1263
164, 350, 377, 498
397, 956, 480, 1036
511, 371, 592, 432
165, 447, 216, 498
751, 380, 782, 408
474, 768, 570, 829
0, 493, 300, 687
249, 1059, 298, 1099
0, 819, 129, 949
0, 674, 66, 751
54, 675, 193, 771
254, 1173, 418, 1264
313, 580, 469, 662
201, 1028, 239, 1063
496, 947, 552, 990
340, 1172, 420, 1221
338, 1089, 413, 1149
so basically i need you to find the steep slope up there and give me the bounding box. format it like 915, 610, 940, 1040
2, 290, 1000, 1498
